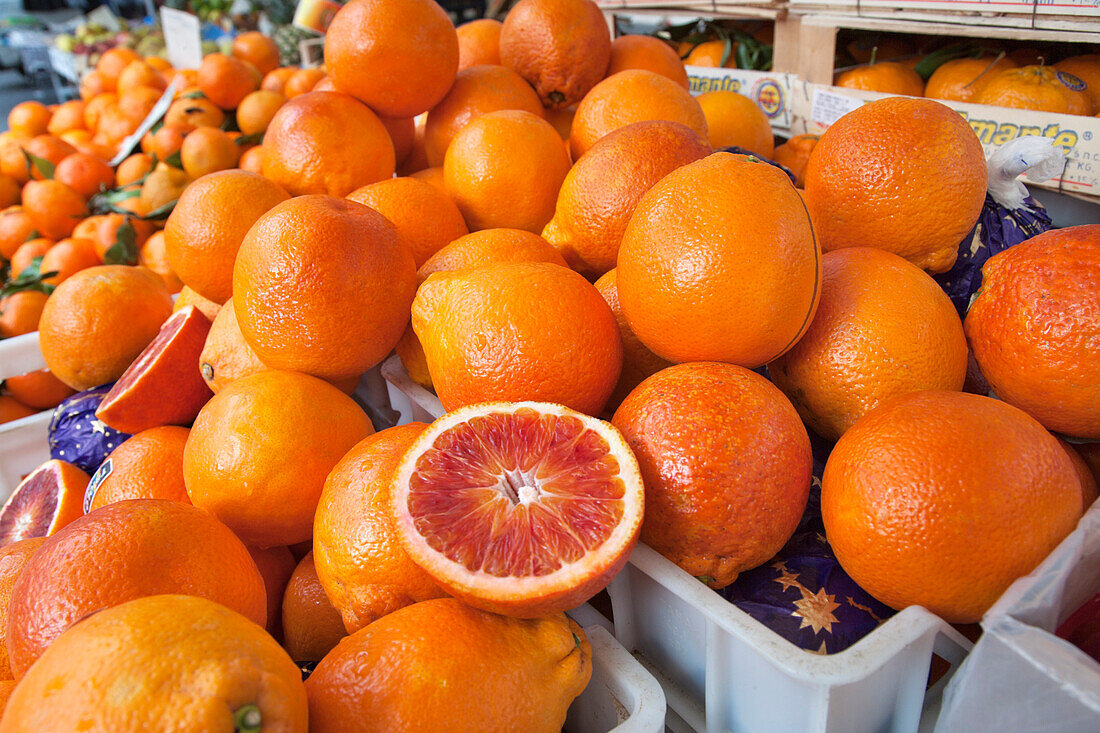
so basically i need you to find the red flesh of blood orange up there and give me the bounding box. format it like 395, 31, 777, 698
392, 402, 644, 618
0, 460, 87, 546
95, 306, 214, 434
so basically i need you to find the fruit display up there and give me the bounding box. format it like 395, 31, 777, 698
0, 0, 1098, 729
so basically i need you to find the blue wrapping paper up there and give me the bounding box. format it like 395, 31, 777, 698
48, 384, 131, 475
934, 193, 1052, 316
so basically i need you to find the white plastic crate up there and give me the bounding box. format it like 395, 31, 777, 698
380, 354, 975, 733
0, 331, 51, 501
569, 621, 668, 733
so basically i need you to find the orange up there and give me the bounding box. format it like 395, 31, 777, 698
836, 61, 925, 96
54, 152, 115, 198
543, 120, 709, 278
233, 196, 416, 381
139, 163, 189, 213
95, 47, 140, 89
1056, 55, 1100, 112
45, 99, 85, 136
78, 70, 110, 100
142, 122, 188, 159
38, 237, 101, 286
233, 31, 281, 76
145, 56, 171, 72
570, 69, 708, 158
262, 67, 298, 94
239, 143, 265, 174
379, 115, 415, 165
2, 370, 73, 410
925, 55, 1018, 103
138, 231, 184, 293
0, 538, 45, 679
314, 423, 445, 633
964, 225, 1100, 439
684, 39, 737, 68
976, 65, 1093, 115
197, 53, 260, 110
418, 227, 566, 280
86, 426, 192, 511
424, 64, 544, 166
804, 97, 987, 273
9, 238, 51, 278
82, 92, 116, 130
236, 89, 286, 135
7, 102, 50, 138
457, 18, 502, 69
770, 247, 968, 440
500, 0, 610, 109
1062, 439, 1099, 511
179, 126, 241, 178
263, 91, 396, 196
81, 212, 154, 261
543, 105, 574, 140
20, 180, 87, 240
164, 95, 225, 129
282, 552, 348, 661
305, 599, 590, 732
617, 152, 819, 366
444, 109, 571, 232
6, 499, 268, 676
283, 67, 326, 98
310, 75, 336, 92
347, 177, 469, 266
593, 269, 672, 410
408, 163, 445, 192
696, 90, 774, 156
38, 265, 173, 390
248, 545, 297, 639
0, 460, 86, 546
0, 174, 18, 209
0, 595, 307, 731
116, 86, 163, 124
0, 291, 47, 339
396, 113, 429, 175
325, 0, 459, 117
772, 133, 819, 187
413, 262, 622, 414
184, 370, 373, 547
0, 397, 35, 425
0, 207, 35, 259
608, 34, 689, 88
199, 297, 268, 393
173, 285, 222, 322
164, 170, 290, 304
822, 391, 1083, 623
22, 135, 77, 179
612, 363, 811, 588
116, 60, 166, 94
115, 152, 153, 185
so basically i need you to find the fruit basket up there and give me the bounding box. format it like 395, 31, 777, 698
0, 331, 51, 500
380, 354, 974, 733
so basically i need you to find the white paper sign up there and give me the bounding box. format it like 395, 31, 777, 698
85, 6, 122, 32
160, 8, 203, 71
109, 77, 182, 167
809, 88, 865, 128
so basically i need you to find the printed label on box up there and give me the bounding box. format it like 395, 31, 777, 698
687, 67, 794, 130
809, 88, 864, 127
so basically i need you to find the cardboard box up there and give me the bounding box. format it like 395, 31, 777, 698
788, 0, 1099, 17
687, 66, 796, 130
788, 82, 1100, 198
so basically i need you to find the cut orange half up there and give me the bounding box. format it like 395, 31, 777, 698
391, 402, 644, 618
0, 460, 88, 546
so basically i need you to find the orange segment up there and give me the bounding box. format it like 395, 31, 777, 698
0, 460, 88, 545
392, 401, 643, 617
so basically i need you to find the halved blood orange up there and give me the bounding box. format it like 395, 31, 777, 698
391, 401, 645, 618
0, 460, 87, 546
95, 306, 214, 434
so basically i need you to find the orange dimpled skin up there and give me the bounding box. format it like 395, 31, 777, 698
0, 595, 308, 732
977, 65, 1093, 115
964, 225, 1100, 439
305, 599, 591, 733
20, 180, 86, 240
282, 552, 348, 661
418, 228, 566, 282
347, 177, 468, 267
183, 370, 374, 548
617, 152, 820, 367
822, 391, 1083, 623
607, 35, 689, 89
263, 91, 396, 197
0, 538, 45, 679
456, 18, 503, 69
5, 500, 268, 677
594, 270, 672, 411
233, 196, 416, 382
199, 297, 268, 393
499, 0, 610, 109
612, 363, 811, 588
197, 53, 260, 111
314, 424, 445, 633
87, 427, 192, 511
925, 56, 1017, 103
803, 97, 987, 273
325, 0, 459, 118
835, 62, 925, 96
412, 262, 623, 415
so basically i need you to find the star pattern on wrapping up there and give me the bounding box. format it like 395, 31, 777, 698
772, 562, 804, 593
89, 419, 109, 436
792, 588, 841, 634
968, 226, 985, 257
846, 596, 883, 623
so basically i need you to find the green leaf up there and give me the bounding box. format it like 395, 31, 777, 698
103, 219, 139, 266
21, 150, 55, 180
912, 42, 985, 80
0, 255, 57, 298
142, 198, 177, 221
164, 150, 183, 170
234, 132, 263, 147
88, 185, 142, 216
182, 89, 206, 99
719, 36, 734, 69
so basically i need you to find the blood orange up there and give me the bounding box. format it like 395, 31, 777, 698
391, 402, 644, 618
95, 306, 214, 434
0, 460, 87, 546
